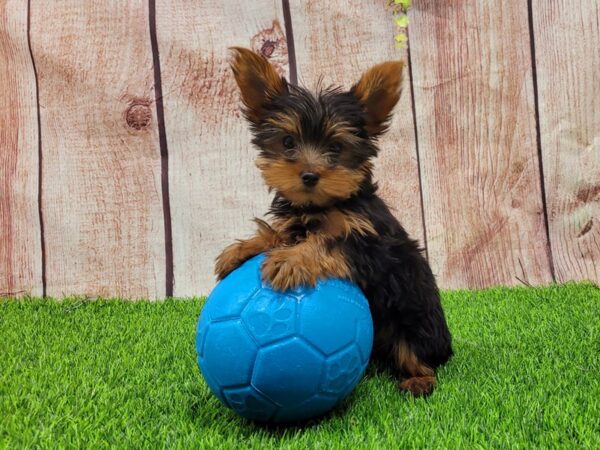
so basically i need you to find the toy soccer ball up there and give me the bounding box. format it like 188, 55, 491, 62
196, 254, 373, 423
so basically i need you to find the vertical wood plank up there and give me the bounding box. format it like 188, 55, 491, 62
0, 0, 43, 296
157, 0, 287, 296
30, 0, 166, 299
532, 0, 600, 283
409, 1, 553, 288
289, 0, 425, 245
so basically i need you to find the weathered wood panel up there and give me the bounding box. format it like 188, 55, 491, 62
532, 0, 600, 283
409, 0, 553, 288
157, 0, 286, 296
29, 0, 166, 298
290, 0, 425, 245
0, 0, 597, 298
0, 0, 43, 297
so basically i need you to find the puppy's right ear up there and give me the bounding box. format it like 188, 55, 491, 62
229, 47, 287, 123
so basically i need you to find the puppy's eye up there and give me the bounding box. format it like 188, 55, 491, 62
283, 135, 295, 149
328, 142, 342, 153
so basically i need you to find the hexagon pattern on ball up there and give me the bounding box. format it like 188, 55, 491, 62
252, 337, 323, 407
321, 344, 365, 398
201, 320, 257, 386
196, 253, 374, 423
201, 259, 261, 321
222, 386, 278, 422
299, 279, 368, 355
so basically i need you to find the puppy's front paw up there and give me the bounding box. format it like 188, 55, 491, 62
215, 241, 246, 280
261, 250, 318, 291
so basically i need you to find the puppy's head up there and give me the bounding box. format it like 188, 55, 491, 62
230, 47, 403, 207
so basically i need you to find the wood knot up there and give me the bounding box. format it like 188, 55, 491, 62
125, 102, 152, 130
577, 218, 594, 238
576, 183, 600, 203
251, 20, 288, 73
260, 40, 276, 57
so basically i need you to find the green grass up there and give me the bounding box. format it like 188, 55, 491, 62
1, 284, 599, 449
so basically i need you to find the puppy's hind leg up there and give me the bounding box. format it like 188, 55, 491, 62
394, 338, 436, 397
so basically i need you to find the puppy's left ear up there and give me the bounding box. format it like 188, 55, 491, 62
229, 47, 288, 124
351, 61, 404, 137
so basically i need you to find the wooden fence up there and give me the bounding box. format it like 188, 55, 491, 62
1, 0, 598, 299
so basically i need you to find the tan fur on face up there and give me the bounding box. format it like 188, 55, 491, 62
324, 119, 363, 146
314, 164, 370, 205
229, 47, 286, 123
256, 157, 370, 207
295, 146, 325, 168
352, 61, 404, 136
265, 112, 302, 136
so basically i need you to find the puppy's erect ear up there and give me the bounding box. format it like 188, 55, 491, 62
351, 61, 404, 137
229, 47, 287, 123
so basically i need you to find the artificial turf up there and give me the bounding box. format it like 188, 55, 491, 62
1, 283, 598, 449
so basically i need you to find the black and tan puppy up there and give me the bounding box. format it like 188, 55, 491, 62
215, 48, 452, 396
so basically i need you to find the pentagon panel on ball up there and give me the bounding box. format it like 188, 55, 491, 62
196, 254, 374, 423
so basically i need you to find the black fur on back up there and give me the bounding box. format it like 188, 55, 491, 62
268, 180, 453, 371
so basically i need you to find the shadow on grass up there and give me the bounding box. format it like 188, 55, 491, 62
188, 364, 407, 436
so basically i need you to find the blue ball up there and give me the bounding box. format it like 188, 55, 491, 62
196, 253, 373, 423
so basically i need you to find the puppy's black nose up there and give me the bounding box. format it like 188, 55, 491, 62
301, 172, 320, 187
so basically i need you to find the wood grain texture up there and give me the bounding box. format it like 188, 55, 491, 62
29, 0, 166, 298
409, 0, 553, 288
532, 0, 600, 283
156, 0, 287, 296
0, 0, 42, 296
289, 0, 425, 245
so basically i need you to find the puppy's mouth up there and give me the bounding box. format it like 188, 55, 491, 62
278, 184, 324, 206
256, 157, 366, 207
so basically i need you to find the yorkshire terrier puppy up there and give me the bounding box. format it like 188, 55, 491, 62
215, 48, 452, 396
